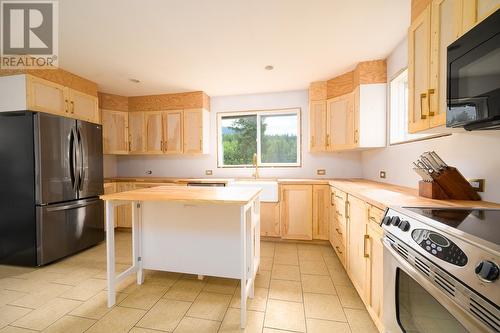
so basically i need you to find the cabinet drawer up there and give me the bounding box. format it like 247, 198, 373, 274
368, 205, 384, 226
333, 232, 346, 266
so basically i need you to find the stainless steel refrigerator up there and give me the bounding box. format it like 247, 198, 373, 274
0, 111, 104, 266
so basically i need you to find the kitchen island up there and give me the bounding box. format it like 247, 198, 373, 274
100, 185, 262, 328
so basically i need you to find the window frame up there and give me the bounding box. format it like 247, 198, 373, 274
217, 108, 302, 168
388, 68, 448, 145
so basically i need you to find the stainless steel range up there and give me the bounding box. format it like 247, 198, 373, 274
381, 207, 499, 333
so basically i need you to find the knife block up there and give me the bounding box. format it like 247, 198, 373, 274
419, 181, 449, 200
432, 167, 481, 201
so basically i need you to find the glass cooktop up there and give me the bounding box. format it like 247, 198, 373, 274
405, 207, 500, 247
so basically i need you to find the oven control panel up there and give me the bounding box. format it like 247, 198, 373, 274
412, 229, 468, 266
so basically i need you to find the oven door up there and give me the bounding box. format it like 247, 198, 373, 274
382, 238, 488, 333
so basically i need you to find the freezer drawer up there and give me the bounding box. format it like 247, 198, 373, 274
36, 198, 104, 265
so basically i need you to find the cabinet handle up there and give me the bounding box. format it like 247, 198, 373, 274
331, 192, 335, 206
65, 99, 69, 113
335, 228, 342, 235
335, 246, 343, 255
128, 141, 131, 152
335, 194, 343, 200
335, 210, 343, 217
419, 92, 428, 119
199, 139, 202, 151
70, 101, 75, 114
326, 134, 330, 147
354, 129, 359, 144
369, 216, 378, 223
427, 89, 435, 116
364, 234, 370, 258
311, 135, 315, 145
345, 201, 350, 220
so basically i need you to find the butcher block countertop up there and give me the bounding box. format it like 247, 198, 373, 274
105, 177, 233, 184
329, 179, 500, 210
100, 185, 262, 205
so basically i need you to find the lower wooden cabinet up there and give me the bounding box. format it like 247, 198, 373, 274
260, 202, 280, 237
367, 214, 384, 331
280, 185, 313, 240
347, 195, 369, 299
312, 185, 331, 240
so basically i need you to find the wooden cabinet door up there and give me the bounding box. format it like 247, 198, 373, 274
462, 0, 500, 33
309, 100, 327, 152
26, 76, 67, 116
144, 111, 163, 154
280, 185, 313, 240
101, 110, 129, 154
367, 221, 384, 329
183, 108, 204, 154
429, 0, 461, 129
69, 89, 99, 123
115, 183, 134, 228
408, 6, 431, 133
312, 185, 330, 240
328, 93, 355, 150
261, 202, 280, 237
163, 110, 183, 154
347, 195, 369, 299
128, 112, 144, 153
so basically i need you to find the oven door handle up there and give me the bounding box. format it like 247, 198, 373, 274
382, 238, 486, 333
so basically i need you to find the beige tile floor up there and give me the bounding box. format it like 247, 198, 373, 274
0, 231, 378, 333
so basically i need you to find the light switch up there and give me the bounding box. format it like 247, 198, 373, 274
317, 169, 326, 176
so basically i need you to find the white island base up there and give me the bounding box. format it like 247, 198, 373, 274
103, 187, 261, 328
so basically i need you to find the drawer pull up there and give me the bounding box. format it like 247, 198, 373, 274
369, 216, 378, 223
335, 228, 342, 235
335, 246, 343, 255
335, 194, 343, 200
335, 210, 343, 217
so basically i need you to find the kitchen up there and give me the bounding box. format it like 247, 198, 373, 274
0, 1, 499, 333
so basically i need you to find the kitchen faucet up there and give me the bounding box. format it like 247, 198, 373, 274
252, 153, 259, 179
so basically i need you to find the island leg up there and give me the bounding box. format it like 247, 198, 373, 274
132, 201, 144, 285
240, 205, 247, 328
106, 200, 116, 307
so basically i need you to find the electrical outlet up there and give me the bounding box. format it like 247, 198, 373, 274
205, 170, 213, 176
317, 169, 326, 176
380, 171, 386, 179
145, 170, 152, 175
468, 178, 485, 192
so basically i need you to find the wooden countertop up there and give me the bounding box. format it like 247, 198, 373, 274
329, 179, 500, 210
105, 177, 233, 184
100, 185, 262, 205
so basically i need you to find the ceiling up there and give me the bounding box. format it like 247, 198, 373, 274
59, 0, 410, 97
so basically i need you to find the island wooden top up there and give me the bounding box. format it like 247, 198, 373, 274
329, 179, 500, 210
100, 185, 262, 205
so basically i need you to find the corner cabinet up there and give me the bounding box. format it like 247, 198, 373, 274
102, 110, 129, 154
0, 74, 100, 124
309, 100, 328, 151
183, 108, 210, 154
408, 0, 499, 133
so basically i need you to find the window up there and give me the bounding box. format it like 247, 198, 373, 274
218, 109, 301, 167
389, 69, 434, 144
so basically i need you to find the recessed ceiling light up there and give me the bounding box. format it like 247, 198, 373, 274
265, 65, 274, 71
129, 78, 140, 83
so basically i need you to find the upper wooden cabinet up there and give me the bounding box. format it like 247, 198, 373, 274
309, 61, 386, 152
102, 110, 129, 154
144, 111, 164, 154
309, 100, 328, 151
408, 0, 499, 133
183, 108, 210, 154
0, 74, 100, 124
280, 184, 313, 240
163, 110, 183, 154
462, 0, 500, 33
128, 112, 145, 153
68, 89, 99, 123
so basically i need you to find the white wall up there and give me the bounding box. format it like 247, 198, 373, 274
112, 90, 363, 179
361, 38, 500, 203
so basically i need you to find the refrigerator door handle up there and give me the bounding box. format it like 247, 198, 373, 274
77, 127, 85, 191
69, 127, 79, 192
46, 201, 92, 212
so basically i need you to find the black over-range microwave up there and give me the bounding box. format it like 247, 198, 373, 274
447, 9, 500, 130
